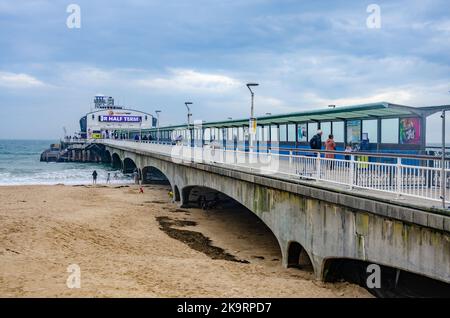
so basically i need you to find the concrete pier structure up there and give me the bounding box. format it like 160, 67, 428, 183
102, 140, 450, 286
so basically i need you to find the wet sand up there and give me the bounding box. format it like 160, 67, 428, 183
0, 184, 371, 297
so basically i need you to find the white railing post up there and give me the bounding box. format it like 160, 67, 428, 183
201, 145, 205, 163
396, 157, 403, 199
316, 152, 321, 180
223, 146, 226, 164
349, 155, 355, 189
289, 150, 293, 171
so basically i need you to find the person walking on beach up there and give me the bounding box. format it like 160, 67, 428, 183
106, 172, 111, 184
325, 134, 336, 170
133, 168, 140, 185
92, 170, 98, 185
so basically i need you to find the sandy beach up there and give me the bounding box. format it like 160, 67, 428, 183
0, 184, 371, 297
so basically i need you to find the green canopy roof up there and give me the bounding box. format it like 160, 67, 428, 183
147, 102, 450, 131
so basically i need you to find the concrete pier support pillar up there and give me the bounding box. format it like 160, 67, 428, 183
279, 239, 290, 269
311, 256, 326, 281
72, 150, 76, 162
180, 187, 190, 208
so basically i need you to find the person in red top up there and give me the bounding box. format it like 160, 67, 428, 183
325, 134, 336, 169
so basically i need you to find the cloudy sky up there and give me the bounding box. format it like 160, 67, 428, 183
0, 0, 449, 140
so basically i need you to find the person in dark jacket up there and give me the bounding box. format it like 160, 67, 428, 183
309, 129, 323, 150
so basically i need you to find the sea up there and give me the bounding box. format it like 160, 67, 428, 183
0, 140, 132, 186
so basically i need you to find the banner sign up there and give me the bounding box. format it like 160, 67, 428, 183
400, 117, 421, 144
99, 115, 142, 123
297, 124, 307, 141
249, 118, 257, 135
347, 120, 361, 143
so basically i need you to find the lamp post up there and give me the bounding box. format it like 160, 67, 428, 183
185, 102, 193, 145
246, 83, 259, 151
185, 102, 193, 128
155, 110, 161, 143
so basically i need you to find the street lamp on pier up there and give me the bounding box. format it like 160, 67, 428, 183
185, 102, 193, 145
246, 83, 259, 151
185, 102, 193, 127
155, 110, 161, 143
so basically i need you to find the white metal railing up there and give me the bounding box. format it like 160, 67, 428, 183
101, 139, 450, 205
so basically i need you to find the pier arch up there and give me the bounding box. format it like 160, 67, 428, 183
141, 166, 171, 185
321, 257, 450, 297
180, 185, 285, 262
123, 157, 137, 174
111, 153, 122, 170
286, 241, 314, 272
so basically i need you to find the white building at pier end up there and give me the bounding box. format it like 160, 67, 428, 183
79, 95, 155, 139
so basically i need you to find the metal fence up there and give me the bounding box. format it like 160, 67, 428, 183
101, 139, 450, 205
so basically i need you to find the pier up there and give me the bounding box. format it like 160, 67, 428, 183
40, 140, 107, 163
40, 100, 450, 295
97, 138, 450, 295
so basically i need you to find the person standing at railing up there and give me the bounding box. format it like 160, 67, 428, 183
325, 134, 336, 170
309, 129, 323, 159
309, 130, 323, 151
175, 135, 183, 146
344, 143, 352, 160
344, 143, 353, 168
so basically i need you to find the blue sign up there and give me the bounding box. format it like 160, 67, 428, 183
99, 115, 142, 123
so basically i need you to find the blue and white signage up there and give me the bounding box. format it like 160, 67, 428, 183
99, 115, 142, 123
